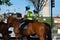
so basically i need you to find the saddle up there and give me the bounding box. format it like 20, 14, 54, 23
19, 21, 29, 30
19, 20, 34, 30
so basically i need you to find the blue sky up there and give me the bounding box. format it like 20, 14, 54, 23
0, 0, 34, 14
0, 0, 60, 16
53, 0, 60, 16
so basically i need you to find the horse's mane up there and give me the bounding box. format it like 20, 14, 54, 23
43, 22, 51, 28
7, 16, 22, 23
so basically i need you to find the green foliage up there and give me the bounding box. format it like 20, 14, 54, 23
5, 0, 10, 3
0, 0, 12, 6
5, 2, 12, 6
53, 30, 57, 33
38, 17, 54, 28
55, 16, 60, 18
0, 0, 2, 5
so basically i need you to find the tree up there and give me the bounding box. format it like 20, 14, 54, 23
0, 0, 12, 10
27, 0, 48, 14
0, 0, 12, 6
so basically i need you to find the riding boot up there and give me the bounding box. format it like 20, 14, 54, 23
20, 22, 26, 34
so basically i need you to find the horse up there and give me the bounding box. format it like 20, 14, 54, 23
7, 16, 52, 40
20, 21, 52, 40
0, 22, 11, 40
7, 16, 21, 40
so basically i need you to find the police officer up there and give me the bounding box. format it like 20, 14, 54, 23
33, 9, 39, 22
19, 5, 34, 30
25, 5, 34, 22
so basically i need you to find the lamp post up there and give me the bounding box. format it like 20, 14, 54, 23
51, 0, 55, 40
51, 0, 55, 28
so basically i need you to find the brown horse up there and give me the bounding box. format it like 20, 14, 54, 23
0, 22, 10, 40
7, 16, 52, 40
7, 16, 21, 40
20, 22, 52, 40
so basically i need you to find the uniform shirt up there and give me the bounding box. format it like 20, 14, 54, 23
26, 10, 33, 20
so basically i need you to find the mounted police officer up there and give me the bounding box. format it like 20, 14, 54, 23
25, 5, 34, 22
19, 5, 34, 30
33, 9, 39, 22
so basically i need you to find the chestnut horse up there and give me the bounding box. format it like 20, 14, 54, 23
19, 21, 52, 40
0, 22, 10, 40
7, 16, 52, 40
7, 16, 21, 40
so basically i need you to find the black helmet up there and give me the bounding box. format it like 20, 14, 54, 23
33, 9, 38, 13
25, 5, 30, 10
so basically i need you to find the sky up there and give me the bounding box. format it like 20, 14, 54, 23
0, 0, 34, 15
0, 0, 60, 16
53, 0, 60, 16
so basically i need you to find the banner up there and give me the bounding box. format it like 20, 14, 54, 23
54, 18, 60, 23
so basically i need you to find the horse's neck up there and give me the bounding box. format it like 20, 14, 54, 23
13, 19, 21, 24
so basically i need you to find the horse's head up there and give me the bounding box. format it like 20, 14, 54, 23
7, 16, 22, 26
7, 16, 15, 26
